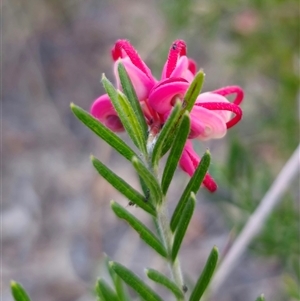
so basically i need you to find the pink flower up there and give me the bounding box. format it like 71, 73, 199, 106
179, 140, 218, 192
90, 39, 244, 192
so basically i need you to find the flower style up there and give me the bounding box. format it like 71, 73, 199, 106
91, 39, 244, 192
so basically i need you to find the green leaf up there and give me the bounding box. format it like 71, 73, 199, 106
255, 294, 265, 301
161, 111, 190, 195
104, 254, 131, 301
10, 281, 31, 301
102, 75, 147, 154
104, 253, 117, 283
70, 104, 137, 161
183, 70, 205, 113
110, 261, 164, 301
145, 268, 184, 299
91, 156, 156, 216
151, 101, 182, 164
189, 247, 218, 301
111, 201, 167, 258
118, 62, 148, 140
114, 276, 131, 301
170, 151, 211, 232
132, 156, 163, 205
96, 279, 120, 301
172, 192, 196, 261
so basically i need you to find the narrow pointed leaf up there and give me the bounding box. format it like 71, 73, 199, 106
189, 247, 218, 301
151, 101, 182, 164
104, 253, 117, 283
92, 156, 156, 216
161, 111, 190, 195
10, 281, 31, 301
132, 157, 163, 205
255, 294, 265, 301
183, 70, 205, 112
96, 279, 119, 301
118, 92, 147, 153
145, 268, 184, 299
118, 62, 148, 140
104, 254, 131, 301
111, 201, 167, 258
71, 104, 136, 161
102, 75, 146, 154
110, 261, 164, 301
170, 151, 211, 232
172, 192, 196, 261
114, 275, 131, 301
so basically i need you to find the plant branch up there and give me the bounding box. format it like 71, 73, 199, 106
210, 144, 300, 294
147, 137, 185, 300
156, 202, 185, 300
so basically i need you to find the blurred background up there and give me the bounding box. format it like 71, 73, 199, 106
2, 0, 299, 300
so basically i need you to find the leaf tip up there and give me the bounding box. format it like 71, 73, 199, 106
131, 156, 139, 164
183, 110, 190, 118
110, 200, 116, 207
198, 69, 205, 77
90, 154, 95, 161
212, 246, 219, 255
205, 148, 211, 155
10, 280, 17, 287
108, 261, 115, 268
101, 73, 107, 82
189, 191, 196, 200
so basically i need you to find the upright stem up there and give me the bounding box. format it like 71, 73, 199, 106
147, 138, 186, 300
156, 201, 184, 291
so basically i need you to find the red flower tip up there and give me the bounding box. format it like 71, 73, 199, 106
212, 86, 244, 106
166, 40, 187, 78
188, 58, 197, 75
111, 39, 150, 77
203, 174, 218, 192
195, 102, 243, 129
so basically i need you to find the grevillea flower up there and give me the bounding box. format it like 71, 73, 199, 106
91, 39, 244, 192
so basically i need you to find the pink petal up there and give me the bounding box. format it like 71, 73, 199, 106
188, 58, 197, 75
112, 39, 153, 78
196, 92, 232, 122
179, 140, 197, 177
190, 105, 227, 140
179, 140, 217, 192
161, 56, 194, 82
165, 40, 187, 77
212, 85, 244, 106
114, 57, 156, 101
148, 78, 189, 114
90, 94, 124, 132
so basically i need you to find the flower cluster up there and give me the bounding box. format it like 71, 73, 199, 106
91, 40, 244, 192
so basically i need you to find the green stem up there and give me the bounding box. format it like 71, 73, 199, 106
147, 135, 185, 300
156, 202, 185, 301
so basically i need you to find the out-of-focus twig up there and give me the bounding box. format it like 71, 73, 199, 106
211, 144, 300, 294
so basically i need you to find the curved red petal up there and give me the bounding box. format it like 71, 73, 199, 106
188, 58, 197, 75
212, 86, 244, 105
203, 174, 218, 192
195, 102, 243, 129
112, 40, 152, 78
165, 40, 187, 78
179, 141, 218, 192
